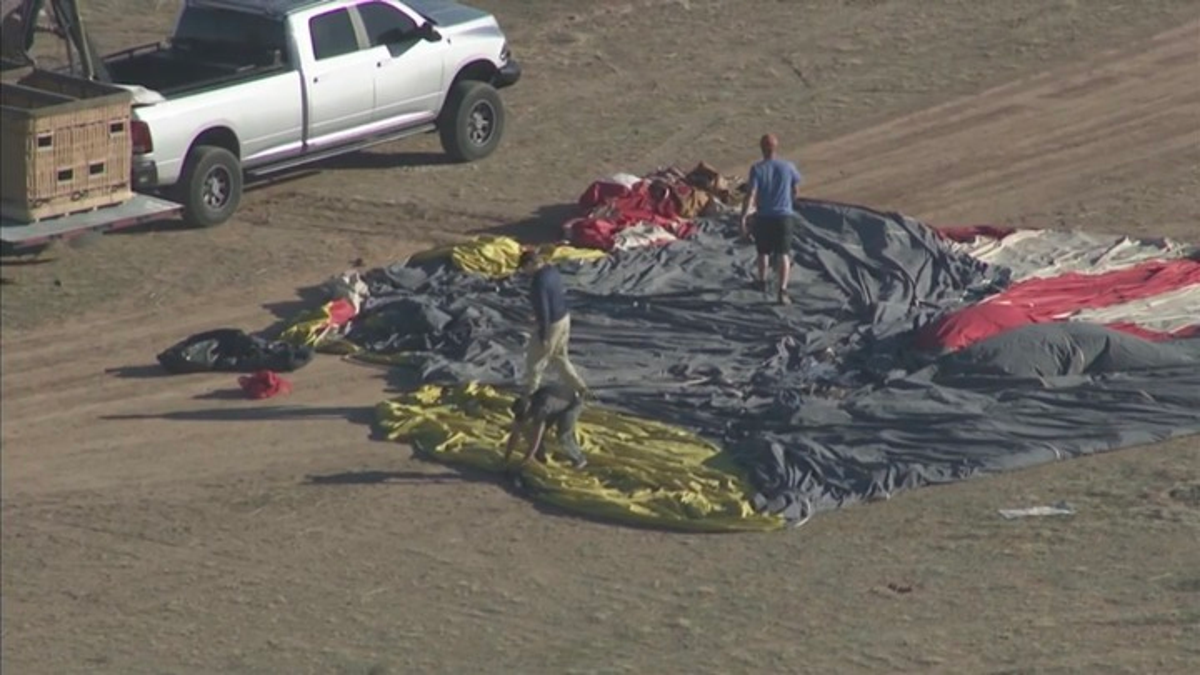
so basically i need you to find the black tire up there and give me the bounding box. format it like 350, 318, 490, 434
438, 80, 505, 162
176, 145, 242, 228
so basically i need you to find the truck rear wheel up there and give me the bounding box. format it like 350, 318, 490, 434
177, 145, 242, 228
438, 80, 505, 162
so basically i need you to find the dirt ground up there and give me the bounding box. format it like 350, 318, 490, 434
3, 1, 1199, 673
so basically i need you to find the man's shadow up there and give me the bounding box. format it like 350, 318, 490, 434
100, 403, 386, 439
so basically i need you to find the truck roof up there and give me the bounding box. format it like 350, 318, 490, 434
188, 0, 333, 18
189, 0, 487, 26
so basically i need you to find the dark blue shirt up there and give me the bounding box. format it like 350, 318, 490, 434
530, 265, 568, 341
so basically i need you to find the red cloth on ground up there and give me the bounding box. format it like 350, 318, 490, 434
327, 297, 357, 326
592, 181, 682, 222
238, 371, 292, 399
567, 180, 698, 251
566, 216, 695, 251
915, 258, 1200, 352
565, 218, 619, 250
914, 303, 1034, 352
578, 180, 633, 210
936, 225, 1017, 242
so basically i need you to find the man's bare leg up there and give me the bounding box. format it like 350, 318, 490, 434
522, 422, 548, 464
778, 254, 792, 304
756, 254, 769, 291
504, 420, 523, 462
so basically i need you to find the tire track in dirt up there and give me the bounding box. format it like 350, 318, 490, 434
1, 288, 395, 498
800, 20, 1200, 226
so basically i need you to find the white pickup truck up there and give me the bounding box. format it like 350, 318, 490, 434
102, 0, 521, 227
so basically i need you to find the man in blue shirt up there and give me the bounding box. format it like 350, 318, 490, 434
519, 250, 589, 396
739, 133, 804, 305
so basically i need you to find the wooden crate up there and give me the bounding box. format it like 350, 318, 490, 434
1, 70, 134, 222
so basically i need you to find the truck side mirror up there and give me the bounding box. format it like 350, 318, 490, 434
417, 22, 442, 42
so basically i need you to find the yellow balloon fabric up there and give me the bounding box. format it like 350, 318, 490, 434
278, 301, 361, 353
445, 235, 606, 279
376, 383, 784, 532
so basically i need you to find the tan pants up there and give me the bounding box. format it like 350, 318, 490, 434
524, 314, 588, 394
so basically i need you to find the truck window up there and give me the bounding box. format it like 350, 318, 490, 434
356, 2, 418, 46
173, 7, 287, 62
310, 9, 360, 60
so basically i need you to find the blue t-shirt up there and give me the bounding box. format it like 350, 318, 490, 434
749, 158, 803, 217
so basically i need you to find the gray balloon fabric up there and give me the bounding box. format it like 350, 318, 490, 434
937, 322, 1200, 379
346, 199, 1200, 525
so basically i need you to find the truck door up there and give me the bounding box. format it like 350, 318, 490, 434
303, 6, 376, 146
354, 1, 446, 125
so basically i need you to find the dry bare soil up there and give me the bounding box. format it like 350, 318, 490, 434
3, 2, 1200, 674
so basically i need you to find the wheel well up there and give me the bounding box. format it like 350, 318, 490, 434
189, 127, 240, 160
452, 60, 499, 87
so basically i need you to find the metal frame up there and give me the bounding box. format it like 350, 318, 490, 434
1, 193, 182, 250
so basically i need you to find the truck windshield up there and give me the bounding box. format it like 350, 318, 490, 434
173, 7, 288, 61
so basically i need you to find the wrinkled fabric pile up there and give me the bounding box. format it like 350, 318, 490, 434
564, 163, 745, 252
376, 383, 783, 532
279, 236, 606, 351
278, 195, 1200, 530
925, 226, 1200, 349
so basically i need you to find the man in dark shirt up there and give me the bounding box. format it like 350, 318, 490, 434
519, 250, 589, 396
503, 383, 587, 469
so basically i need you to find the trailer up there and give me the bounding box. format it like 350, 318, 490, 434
1, 193, 180, 251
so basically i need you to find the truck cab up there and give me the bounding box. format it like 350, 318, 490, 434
106, 0, 520, 226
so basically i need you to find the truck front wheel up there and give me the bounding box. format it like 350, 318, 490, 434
438, 80, 505, 162
177, 145, 242, 228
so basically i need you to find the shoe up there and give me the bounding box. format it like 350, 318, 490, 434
751, 280, 767, 293
778, 292, 792, 305
572, 457, 588, 470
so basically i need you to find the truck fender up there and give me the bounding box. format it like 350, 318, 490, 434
185, 127, 241, 164
442, 59, 500, 104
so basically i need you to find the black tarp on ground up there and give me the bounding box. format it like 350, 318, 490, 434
344, 200, 1200, 523
158, 329, 314, 374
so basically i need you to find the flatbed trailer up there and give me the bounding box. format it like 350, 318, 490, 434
0, 193, 181, 252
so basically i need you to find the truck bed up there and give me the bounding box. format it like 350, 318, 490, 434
104, 43, 287, 96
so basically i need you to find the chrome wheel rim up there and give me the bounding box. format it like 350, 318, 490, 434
202, 167, 231, 210
467, 100, 496, 146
